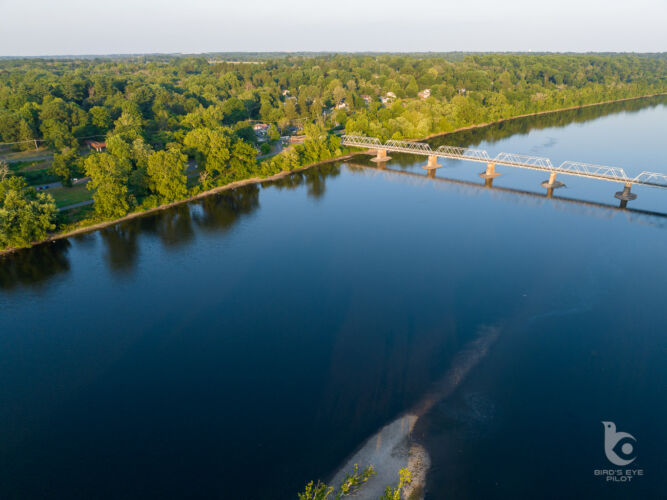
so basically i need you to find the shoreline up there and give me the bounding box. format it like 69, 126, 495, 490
418, 92, 667, 141
2, 92, 665, 257
0, 153, 360, 257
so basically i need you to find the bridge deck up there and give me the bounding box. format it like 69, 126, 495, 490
342, 135, 667, 189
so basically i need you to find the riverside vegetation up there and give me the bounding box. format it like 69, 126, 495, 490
1, 53, 665, 251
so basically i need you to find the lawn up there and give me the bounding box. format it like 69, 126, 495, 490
47, 184, 92, 208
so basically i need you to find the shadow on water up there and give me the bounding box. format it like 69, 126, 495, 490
0, 240, 71, 290
191, 183, 260, 232
263, 162, 342, 199
99, 222, 141, 273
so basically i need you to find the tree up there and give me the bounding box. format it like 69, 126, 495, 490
50, 147, 81, 186
183, 127, 231, 177
333, 86, 347, 105
229, 140, 258, 177
267, 123, 281, 142
298, 465, 375, 500
146, 147, 188, 203
0, 176, 56, 249
113, 109, 143, 141
84, 153, 131, 219
0, 160, 9, 180
380, 468, 412, 500
90, 106, 112, 131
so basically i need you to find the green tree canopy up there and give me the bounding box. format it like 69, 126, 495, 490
146, 147, 188, 203
84, 152, 132, 219
0, 176, 56, 249
183, 127, 232, 177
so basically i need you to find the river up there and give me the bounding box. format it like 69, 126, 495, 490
1, 96, 665, 499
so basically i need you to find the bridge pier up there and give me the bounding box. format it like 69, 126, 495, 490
614, 182, 637, 208
422, 155, 442, 170
541, 172, 565, 198
371, 148, 391, 163
479, 162, 500, 180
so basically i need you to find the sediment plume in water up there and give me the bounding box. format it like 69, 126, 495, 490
329, 326, 499, 499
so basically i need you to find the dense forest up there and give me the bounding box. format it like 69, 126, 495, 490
0, 53, 665, 250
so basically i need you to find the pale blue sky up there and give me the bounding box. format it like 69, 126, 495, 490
1, 0, 665, 56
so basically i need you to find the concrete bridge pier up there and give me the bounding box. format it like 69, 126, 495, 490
614, 182, 637, 208
422, 155, 442, 170
422, 155, 442, 178
371, 148, 391, 163
479, 162, 501, 180
541, 172, 565, 198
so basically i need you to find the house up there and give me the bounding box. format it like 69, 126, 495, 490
458, 88, 467, 95
253, 123, 269, 135
380, 92, 396, 105
360, 94, 372, 105
85, 140, 106, 152
335, 101, 348, 110
418, 89, 431, 99
282, 89, 290, 97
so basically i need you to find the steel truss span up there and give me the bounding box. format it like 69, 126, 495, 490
341, 135, 667, 189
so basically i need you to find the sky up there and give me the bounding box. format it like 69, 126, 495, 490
1, 0, 666, 56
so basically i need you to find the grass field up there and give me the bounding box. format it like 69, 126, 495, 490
47, 184, 92, 208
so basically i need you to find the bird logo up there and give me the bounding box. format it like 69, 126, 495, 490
602, 421, 637, 466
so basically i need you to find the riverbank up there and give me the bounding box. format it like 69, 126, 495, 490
2, 92, 665, 258
418, 92, 667, 142
0, 153, 361, 257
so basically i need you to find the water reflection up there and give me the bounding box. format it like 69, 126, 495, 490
99, 222, 141, 273
191, 184, 260, 232
143, 205, 196, 248
348, 163, 667, 228
264, 163, 341, 199
0, 240, 71, 290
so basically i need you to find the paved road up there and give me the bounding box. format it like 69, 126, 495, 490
257, 142, 283, 159
3, 154, 53, 164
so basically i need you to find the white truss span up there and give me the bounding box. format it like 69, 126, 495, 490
495, 152, 553, 169
341, 135, 667, 189
435, 145, 491, 161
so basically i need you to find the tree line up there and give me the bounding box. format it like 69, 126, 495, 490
0, 53, 665, 250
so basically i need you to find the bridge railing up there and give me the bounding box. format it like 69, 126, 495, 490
557, 161, 629, 182
341, 135, 383, 148
435, 145, 491, 161
384, 139, 433, 153
494, 152, 554, 169
632, 171, 667, 187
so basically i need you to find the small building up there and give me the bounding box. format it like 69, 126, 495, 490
360, 94, 372, 105
282, 89, 290, 97
288, 135, 306, 144
418, 89, 431, 99
85, 140, 106, 152
386, 92, 396, 99
253, 123, 269, 135
335, 101, 348, 110
458, 88, 467, 95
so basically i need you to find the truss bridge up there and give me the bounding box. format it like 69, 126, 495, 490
341, 135, 667, 206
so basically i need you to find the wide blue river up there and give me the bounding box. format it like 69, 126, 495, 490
1, 97, 666, 499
